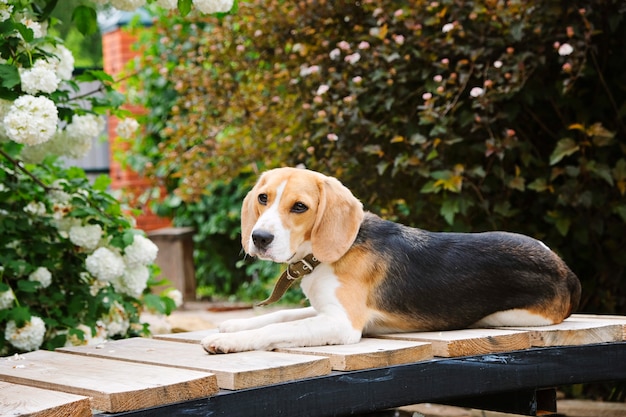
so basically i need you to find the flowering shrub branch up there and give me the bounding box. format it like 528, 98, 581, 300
0, 0, 234, 354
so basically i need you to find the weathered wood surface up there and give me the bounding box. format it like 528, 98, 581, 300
571, 314, 626, 340
277, 338, 433, 371
497, 317, 624, 347
157, 331, 433, 371
0, 350, 218, 413
154, 328, 216, 344
379, 328, 531, 357
0, 380, 91, 417
59, 337, 331, 390
3, 314, 626, 416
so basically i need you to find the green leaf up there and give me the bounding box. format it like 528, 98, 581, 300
72, 6, 98, 36
420, 180, 439, 194
17, 280, 40, 293
9, 306, 31, 327
528, 178, 551, 192
550, 138, 579, 165
0, 64, 20, 89
178, 0, 193, 16
613, 206, 626, 223
93, 175, 112, 192
440, 198, 459, 225
555, 217, 571, 236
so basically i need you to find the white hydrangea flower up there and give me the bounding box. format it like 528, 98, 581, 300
42, 44, 75, 81
0, 289, 15, 310
64, 113, 105, 158
19, 59, 60, 95
29, 267, 52, 288
0, 99, 12, 140
124, 235, 158, 267
115, 117, 139, 138
110, 0, 147, 11
0, 0, 12, 24
193, 0, 234, 14
64, 324, 107, 347
99, 301, 129, 337
4, 95, 58, 146
23, 201, 46, 216
5, 316, 46, 351
155, 0, 178, 9
113, 264, 149, 298
69, 224, 103, 250
86, 247, 125, 282
20, 18, 46, 38
167, 289, 183, 307
21, 113, 104, 162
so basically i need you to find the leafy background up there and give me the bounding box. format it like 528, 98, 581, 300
128, 0, 626, 318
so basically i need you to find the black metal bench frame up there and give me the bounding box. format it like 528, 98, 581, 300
97, 342, 626, 417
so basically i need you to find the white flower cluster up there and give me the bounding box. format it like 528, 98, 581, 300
193, 0, 234, 14
0, 0, 13, 23
0, 288, 15, 310
29, 267, 52, 289
115, 117, 139, 138
86, 247, 126, 282
99, 301, 130, 337
4, 316, 46, 351
20, 113, 105, 163
69, 224, 103, 250
3, 95, 59, 146
124, 235, 159, 266
84, 234, 158, 298
63, 324, 107, 347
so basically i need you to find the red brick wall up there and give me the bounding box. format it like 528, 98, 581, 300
102, 27, 171, 231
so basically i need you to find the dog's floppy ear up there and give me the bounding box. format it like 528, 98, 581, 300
241, 174, 266, 254
311, 176, 364, 263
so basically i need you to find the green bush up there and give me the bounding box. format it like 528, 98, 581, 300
132, 1, 625, 313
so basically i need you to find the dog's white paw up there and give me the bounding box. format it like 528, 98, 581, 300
201, 333, 257, 354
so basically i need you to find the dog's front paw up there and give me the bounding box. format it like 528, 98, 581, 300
201, 333, 255, 354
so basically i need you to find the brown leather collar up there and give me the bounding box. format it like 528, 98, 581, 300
256, 254, 321, 306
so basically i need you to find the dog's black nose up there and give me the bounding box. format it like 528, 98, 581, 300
252, 230, 274, 250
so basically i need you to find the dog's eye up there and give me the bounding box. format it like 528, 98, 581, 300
258, 194, 268, 205
291, 202, 308, 213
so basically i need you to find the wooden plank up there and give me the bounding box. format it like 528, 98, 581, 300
571, 314, 626, 340
155, 329, 216, 344
276, 338, 433, 371
378, 328, 531, 357
499, 317, 624, 347
59, 337, 331, 390
0, 380, 91, 417
0, 350, 217, 413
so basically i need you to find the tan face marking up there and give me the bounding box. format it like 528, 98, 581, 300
248, 172, 322, 263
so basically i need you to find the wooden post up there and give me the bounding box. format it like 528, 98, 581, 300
147, 227, 197, 302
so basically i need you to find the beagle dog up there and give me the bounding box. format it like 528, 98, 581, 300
201, 167, 581, 354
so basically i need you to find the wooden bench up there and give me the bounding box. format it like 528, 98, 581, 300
1, 314, 625, 417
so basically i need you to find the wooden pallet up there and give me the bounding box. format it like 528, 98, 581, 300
1, 314, 625, 416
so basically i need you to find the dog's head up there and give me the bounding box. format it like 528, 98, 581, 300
241, 167, 364, 264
